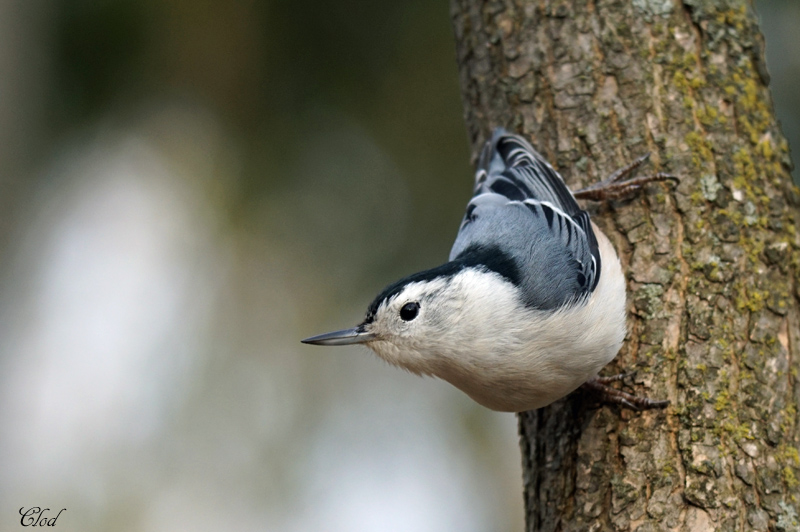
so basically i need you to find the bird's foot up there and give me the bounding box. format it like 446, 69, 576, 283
573, 153, 679, 201
582, 373, 670, 411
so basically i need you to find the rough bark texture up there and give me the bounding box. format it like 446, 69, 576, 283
450, 1, 800, 530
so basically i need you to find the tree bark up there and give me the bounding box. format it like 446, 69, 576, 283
449, 1, 800, 531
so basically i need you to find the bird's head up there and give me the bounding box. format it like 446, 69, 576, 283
302, 258, 524, 376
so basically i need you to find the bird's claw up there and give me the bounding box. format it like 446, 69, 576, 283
582, 374, 669, 411
573, 154, 679, 202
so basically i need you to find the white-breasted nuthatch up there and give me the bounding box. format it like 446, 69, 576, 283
303, 128, 675, 412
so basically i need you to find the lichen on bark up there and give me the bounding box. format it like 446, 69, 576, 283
450, 0, 800, 530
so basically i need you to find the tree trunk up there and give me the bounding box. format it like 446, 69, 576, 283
449, 1, 800, 530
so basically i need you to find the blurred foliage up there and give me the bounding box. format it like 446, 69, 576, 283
37, 0, 478, 314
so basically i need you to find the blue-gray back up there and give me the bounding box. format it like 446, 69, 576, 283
449, 128, 601, 310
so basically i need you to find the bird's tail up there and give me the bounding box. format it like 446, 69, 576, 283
473, 127, 580, 215
476, 127, 540, 182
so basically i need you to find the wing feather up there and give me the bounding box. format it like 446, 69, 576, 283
452, 128, 602, 307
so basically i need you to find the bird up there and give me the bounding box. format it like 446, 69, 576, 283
302, 128, 675, 412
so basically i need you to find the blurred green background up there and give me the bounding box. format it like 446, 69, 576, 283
0, 1, 796, 531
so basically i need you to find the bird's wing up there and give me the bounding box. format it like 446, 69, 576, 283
450, 128, 601, 309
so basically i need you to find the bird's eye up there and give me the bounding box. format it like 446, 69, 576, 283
400, 302, 420, 321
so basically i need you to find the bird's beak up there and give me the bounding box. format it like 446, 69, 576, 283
301, 327, 376, 346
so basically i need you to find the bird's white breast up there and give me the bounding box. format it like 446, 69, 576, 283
370, 225, 627, 412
